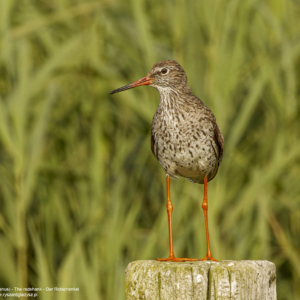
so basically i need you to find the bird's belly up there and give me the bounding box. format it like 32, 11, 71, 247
155, 130, 217, 183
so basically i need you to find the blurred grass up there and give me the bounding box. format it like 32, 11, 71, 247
0, 0, 300, 299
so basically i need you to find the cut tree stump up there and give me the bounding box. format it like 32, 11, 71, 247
125, 260, 276, 300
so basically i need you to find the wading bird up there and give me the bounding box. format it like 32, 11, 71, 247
110, 60, 224, 261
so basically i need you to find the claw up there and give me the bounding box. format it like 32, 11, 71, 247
199, 256, 218, 262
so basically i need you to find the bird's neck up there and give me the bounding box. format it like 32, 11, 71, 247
157, 86, 191, 109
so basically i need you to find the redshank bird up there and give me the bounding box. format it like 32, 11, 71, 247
110, 60, 224, 261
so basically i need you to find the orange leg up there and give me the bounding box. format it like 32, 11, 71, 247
157, 175, 198, 262
199, 176, 218, 261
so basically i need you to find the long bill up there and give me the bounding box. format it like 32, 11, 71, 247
109, 76, 154, 94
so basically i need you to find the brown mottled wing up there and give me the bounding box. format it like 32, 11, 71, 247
207, 122, 224, 182
151, 130, 158, 159
201, 103, 224, 165
201, 104, 224, 181
213, 122, 224, 164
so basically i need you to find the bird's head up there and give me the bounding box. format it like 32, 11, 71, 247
147, 60, 188, 90
109, 60, 190, 95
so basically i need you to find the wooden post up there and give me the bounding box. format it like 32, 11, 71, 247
125, 260, 276, 300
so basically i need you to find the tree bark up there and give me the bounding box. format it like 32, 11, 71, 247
125, 260, 276, 300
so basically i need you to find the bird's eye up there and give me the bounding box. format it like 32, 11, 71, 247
161, 68, 168, 75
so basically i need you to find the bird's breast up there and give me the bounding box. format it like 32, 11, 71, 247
151, 108, 218, 183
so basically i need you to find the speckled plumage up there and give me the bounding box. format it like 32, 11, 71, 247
148, 60, 224, 184
110, 59, 224, 261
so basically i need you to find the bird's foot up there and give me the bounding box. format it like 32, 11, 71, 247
199, 255, 218, 262
156, 256, 198, 262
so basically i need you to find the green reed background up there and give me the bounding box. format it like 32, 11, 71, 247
0, 0, 299, 299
